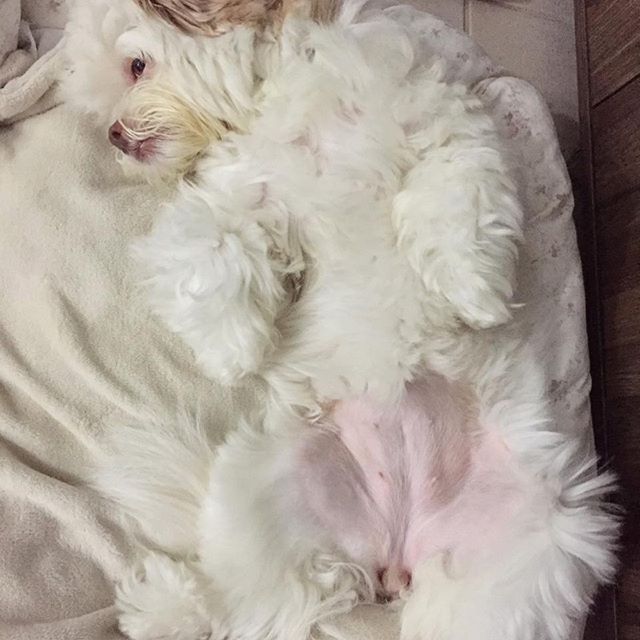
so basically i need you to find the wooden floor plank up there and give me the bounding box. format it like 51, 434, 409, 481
603, 288, 640, 347
592, 75, 640, 205
605, 343, 640, 399
606, 396, 640, 640
586, 0, 640, 105
598, 190, 640, 299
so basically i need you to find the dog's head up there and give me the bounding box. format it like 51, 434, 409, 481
62, 0, 268, 180
62, 0, 339, 180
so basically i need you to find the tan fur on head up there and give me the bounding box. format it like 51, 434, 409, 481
278, 0, 340, 23
135, 0, 275, 35
135, 0, 340, 36
308, 0, 340, 23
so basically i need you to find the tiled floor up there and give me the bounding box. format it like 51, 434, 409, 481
408, 0, 579, 156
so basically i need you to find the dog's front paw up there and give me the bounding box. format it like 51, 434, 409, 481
440, 270, 515, 330
416, 266, 516, 332
135, 211, 284, 384
193, 320, 273, 385
117, 554, 223, 640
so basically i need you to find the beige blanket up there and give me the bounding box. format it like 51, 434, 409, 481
0, 5, 592, 640
0, 0, 66, 123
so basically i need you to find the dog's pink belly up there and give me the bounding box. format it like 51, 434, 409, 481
297, 375, 526, 596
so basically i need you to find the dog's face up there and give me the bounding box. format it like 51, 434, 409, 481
63, 0, 258, 180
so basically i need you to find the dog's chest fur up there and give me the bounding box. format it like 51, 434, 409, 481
193, 22, 430, 402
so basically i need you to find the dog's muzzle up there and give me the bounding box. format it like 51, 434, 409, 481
108, 121, 156, 162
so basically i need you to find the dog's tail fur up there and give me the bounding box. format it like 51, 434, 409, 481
471, 364, 621, 639
93, 416, 215, 556
532, 445, 620, 634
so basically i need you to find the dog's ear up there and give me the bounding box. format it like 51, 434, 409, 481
135, 0, 278, 36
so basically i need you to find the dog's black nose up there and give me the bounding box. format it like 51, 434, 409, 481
108, 121, 130, 154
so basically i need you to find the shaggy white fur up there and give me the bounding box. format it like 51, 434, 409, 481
62, 1, 619, 639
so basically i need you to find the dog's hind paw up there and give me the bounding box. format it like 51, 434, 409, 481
116, 553, 224, 640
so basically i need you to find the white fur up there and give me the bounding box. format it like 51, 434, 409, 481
64, 1, 619, 639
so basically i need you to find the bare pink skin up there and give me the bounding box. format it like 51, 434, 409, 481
296, 375, 527, 600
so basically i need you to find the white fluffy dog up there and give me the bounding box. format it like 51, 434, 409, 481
63, 1, 619, 639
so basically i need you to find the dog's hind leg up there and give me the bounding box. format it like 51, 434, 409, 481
400, 448, 618, 640
117, 552, 225, 640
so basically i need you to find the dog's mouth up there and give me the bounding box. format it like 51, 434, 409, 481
108, 120, 157, 162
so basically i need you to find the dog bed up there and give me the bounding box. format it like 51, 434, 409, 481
0, 4, 594, 640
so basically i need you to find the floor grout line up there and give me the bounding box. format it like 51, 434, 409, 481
592, 71, 640, 110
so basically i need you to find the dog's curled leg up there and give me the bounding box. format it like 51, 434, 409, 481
134, 185, 293, 384
117, 553, 224, 640
401, 459, 618, 640
393, 75, 523, 330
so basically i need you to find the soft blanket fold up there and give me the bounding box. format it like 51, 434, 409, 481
0, 0, 66, 123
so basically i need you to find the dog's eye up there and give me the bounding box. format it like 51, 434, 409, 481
130, 57, 146, 80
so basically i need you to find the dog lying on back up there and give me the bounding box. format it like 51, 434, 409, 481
63, 1, 618, 640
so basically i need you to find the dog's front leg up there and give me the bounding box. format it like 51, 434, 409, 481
134, 188, 292, 385
393, 150, 523, 331
393, 79, 523, 331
